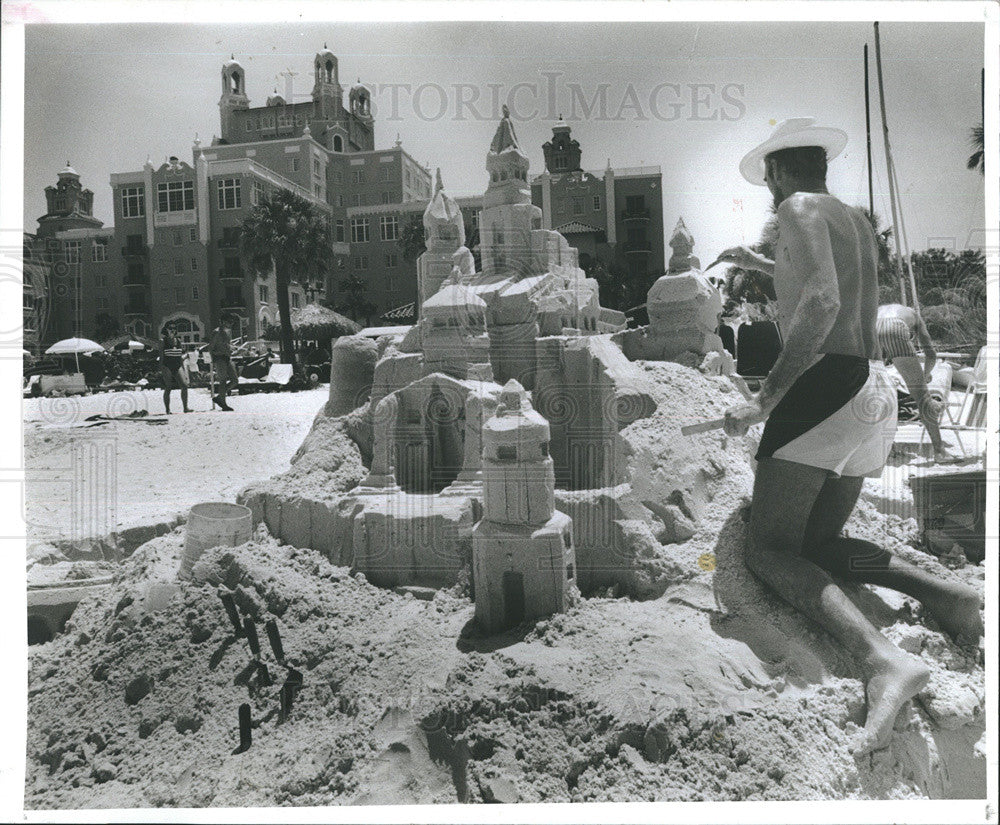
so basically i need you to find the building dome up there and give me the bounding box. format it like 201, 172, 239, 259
57, 162, 79, 179
222, 56, 243, 71
266, 89, 285, 106
316, 46, 335, 60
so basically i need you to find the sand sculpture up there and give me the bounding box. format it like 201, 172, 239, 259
243, 107, 734, 630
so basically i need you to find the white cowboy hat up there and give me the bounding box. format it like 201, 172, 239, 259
739, 117, 848, 186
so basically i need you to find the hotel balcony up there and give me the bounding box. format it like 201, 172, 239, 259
220, 292, 246, 309
216, 237, 240, 249
623, 240, 652, 255
218, 268, 244, 281
123, 270, 149, 286
620, 207, 651, 222
121, 245, 147, 259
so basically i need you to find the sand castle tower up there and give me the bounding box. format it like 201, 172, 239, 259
667, 217, 701, 273
417, 169, 466, 317
472, 380, 576, 633
481, 105, 542, 280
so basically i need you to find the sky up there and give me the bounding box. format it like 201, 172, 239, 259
21, 20, 987, 265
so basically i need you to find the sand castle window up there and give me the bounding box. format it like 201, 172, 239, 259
497, 445, 517, 462
540, 441, 549, 457
566, 563, 574, 579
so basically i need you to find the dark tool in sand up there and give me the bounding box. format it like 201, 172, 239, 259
265, 619, 285, 663
233, 703, 252, 754
242, 617, 273, 685
219, 590, 243, 637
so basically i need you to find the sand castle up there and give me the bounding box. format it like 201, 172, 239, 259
243, 107, 732, 631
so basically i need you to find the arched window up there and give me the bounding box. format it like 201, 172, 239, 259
231, 72, 241, 94
325, 59, 334, 83
333, 134, 343, 152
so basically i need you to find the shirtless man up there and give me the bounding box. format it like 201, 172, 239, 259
716, 119, 981, 755
876, 303, 955, 462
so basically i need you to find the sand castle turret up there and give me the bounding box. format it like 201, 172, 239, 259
417, 169, 466, 317
472, 380, 576, 632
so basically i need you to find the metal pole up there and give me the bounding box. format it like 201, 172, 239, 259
873, 22, 911, 307
864, 43, 874, 216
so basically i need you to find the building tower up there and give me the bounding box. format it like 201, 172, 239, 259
472, 379, 576, 633
541, 117, 582, 174
219, 57, 250, 143
481, 105, 542, 280
37, 163, 103, 237
311, 45, 343, 121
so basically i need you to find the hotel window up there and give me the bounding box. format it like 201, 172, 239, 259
554, 156, 568, 171
313, 159, 321, 175
336, 195, 345, 207
380, 192, 390, 205
173, 258, 183, 275
173, 287, 184, 303
290, 157, 300, 173
350, 218, 370, 243
379, 167, 391, 182
245, 120, 254, 132
352, 193, 362, 207
291, 293, 300, 309
189, 227, 198, 242
385, 253, 398, 268
64, 241, 81, 265
471, 212, 479, 230
157, 180, 195, 212
386, 271, 397, 293
192, 286, 200, 300
278, 114, 293, 128
91, 240, 108, 262
333, 171, 343, 184
94, 272, 107, 287
572, 197, 584, 215
173, 230, 183, 246
296, 114, 305, 126
252, 180, 264, 206
353, 255, 369, 270
122, 186, 145, 218
262, 115, 274, 128
258, 285, 269, 302
97, 294, 108, 310
380, 215, 399, 241
217, 178, 242, 210
335, 220, 345, 242
190, 257, 198, 271
593, 195, 601, 210
351, 169, 365, 184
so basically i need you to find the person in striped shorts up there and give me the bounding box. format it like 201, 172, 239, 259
876, 303, 954, 463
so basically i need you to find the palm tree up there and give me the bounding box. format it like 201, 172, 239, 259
335, 271, 377, 326
967, 124, 984, 175
240, 189, 332, 365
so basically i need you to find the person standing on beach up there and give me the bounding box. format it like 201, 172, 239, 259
208, 317, 235, 412
160, 323, 191, 414
715, 118, 981, 756
876, 303, 956, 463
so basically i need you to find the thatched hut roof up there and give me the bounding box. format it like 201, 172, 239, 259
266, 304, 361, 341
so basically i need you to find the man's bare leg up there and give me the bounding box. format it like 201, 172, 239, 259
893, 355, 954, 462
747, 458, 930, 755
802, 475, 983, 643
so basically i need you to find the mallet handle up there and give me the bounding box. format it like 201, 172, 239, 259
681, 418, 726, 435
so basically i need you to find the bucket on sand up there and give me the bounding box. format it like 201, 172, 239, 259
178, 502, 252, 580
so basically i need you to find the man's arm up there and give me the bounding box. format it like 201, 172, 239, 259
754, 196, 841, 414
913, 312, 937, 379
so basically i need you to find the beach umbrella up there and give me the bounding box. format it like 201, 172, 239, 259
45, 337, 105, 372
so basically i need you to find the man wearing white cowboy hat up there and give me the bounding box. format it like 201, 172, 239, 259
716, 118, 982, 756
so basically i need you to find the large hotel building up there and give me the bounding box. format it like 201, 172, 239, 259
24, 49, 665, 350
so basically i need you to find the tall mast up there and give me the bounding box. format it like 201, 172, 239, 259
864, 43, 874, 216
874, 22, 919, 310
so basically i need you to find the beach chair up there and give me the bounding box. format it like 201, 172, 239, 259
236, 362, 294, 393
935, 345, 988, 455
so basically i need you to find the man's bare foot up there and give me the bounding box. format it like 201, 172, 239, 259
850, 651, 930, 756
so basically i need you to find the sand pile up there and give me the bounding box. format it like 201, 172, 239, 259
25, 361, 985, 805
